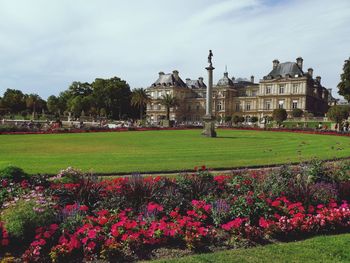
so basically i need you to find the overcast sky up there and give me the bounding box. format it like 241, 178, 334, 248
0, 0, 349, 99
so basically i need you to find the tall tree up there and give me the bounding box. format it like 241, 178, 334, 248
131, 88, 150, 120
160, 94, 178, 120
327, 105, 350, 130
1, 89, 26, 113
68, 82, 93, 97
26, 94, 41, 118
47, 95, 60, 115
272, 108, 287, 126
338, 58, 350, 102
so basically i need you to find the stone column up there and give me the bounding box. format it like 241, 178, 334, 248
202, 51, 217, 137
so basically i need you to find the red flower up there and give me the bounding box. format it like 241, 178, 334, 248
79, 205, 89, 212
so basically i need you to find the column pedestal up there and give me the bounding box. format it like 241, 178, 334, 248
202, 115, 217, 137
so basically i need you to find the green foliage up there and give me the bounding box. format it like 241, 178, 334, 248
260, 165, 293, 198
1, 199, 55, 239
232, 115, 240, 124
272, 108, 287, 125
337, 58, 350, 102
131, 88, 150, 120
1, 89, 26, 114
292, 108, 303, 118
224, 116, 232, 122
327, 105, 350, 125
160, 94, 179, 120
0, 166, 28, 182
250, 116, 258, 123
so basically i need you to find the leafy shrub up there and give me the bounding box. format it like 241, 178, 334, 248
51, 167, 84, 183
1, 198, 55, 240
260, 165, 293, 198
0, 166, 28, 182
309, 182, 338, 205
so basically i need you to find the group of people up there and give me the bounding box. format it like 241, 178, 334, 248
335, 121, 350, 132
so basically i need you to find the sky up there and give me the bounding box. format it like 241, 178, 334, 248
0, 0, 349, 99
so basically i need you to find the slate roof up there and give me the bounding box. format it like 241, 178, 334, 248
217, 72, 234, 87
186, 78, 207, 89
152, 72, 187, 88
266, 62, 304, 78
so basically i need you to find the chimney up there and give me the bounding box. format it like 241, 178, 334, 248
172, 70, 179, 79
273, 59, 279, 69
231, 76, 235, 82
186, 78, 191, 81
198, 77, 204, 83
307, 68, 313, 77
158, 71, 164, 77
224, 72, 229, 78
250, 75, 254, 83
316, 76, 321, 84
296, 57, 303, 69
327, 88, 332, 95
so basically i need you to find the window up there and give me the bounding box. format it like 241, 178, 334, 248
292, 84, 299, 94
279, 85, 285, 94
278, 100, 284, 109
217, 101, 222, 111
188, 105, 191, 111
246, 103, 251, 111
265, 101, 271, 110
196, 105, 200, 111
235, 103, 240, 112
157, 104, 161, 110
251, 90, 257, 96
292, 100, 298, 109
266, 86, 271, 94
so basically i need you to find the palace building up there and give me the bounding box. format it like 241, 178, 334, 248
146, 57, 331, 123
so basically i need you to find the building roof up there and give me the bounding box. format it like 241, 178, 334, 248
266, 62, 304, 78
217, 72, 234, 87
186, 78, 207, 89
151, 71, 187, 88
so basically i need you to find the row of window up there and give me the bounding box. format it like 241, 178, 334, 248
265, 84, 299, 95
265, 100, 299, 110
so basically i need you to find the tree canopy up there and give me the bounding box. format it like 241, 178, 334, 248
338, 58, 350, 102
327, 105, 349, 126
272, 108, 287, 125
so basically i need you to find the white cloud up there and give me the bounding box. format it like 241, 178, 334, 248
0, 0, 349, 98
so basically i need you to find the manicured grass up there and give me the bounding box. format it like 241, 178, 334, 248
0, 129, 350, 174
151, 234, 350, 263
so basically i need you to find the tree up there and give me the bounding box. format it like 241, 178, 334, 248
26, 94, 41, 118
160, 94, 178, 120
292, 108, 304, 118
47, 95, 60, 115
338, 58, 350, 102
131, 88, 150, 120
250, 116, 258, 123
272, 108, 287, 126
68, 82, 93, 97
327, 105, 350, 130
1, 89, 26, 113
232, 115, 240, 125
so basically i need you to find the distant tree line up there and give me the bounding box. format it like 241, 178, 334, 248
0, 76, 146, 120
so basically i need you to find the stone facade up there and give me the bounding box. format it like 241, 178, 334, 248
146, 58, 330, 123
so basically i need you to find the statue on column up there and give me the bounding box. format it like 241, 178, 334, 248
208, 50, 213, 66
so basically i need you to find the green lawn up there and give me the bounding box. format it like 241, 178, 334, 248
150, 234, 350, 263
0, 129, 350, 174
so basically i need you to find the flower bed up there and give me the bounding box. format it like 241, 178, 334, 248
1, 161, 350, 262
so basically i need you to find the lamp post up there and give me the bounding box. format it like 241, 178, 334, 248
202, 50, 217, 137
